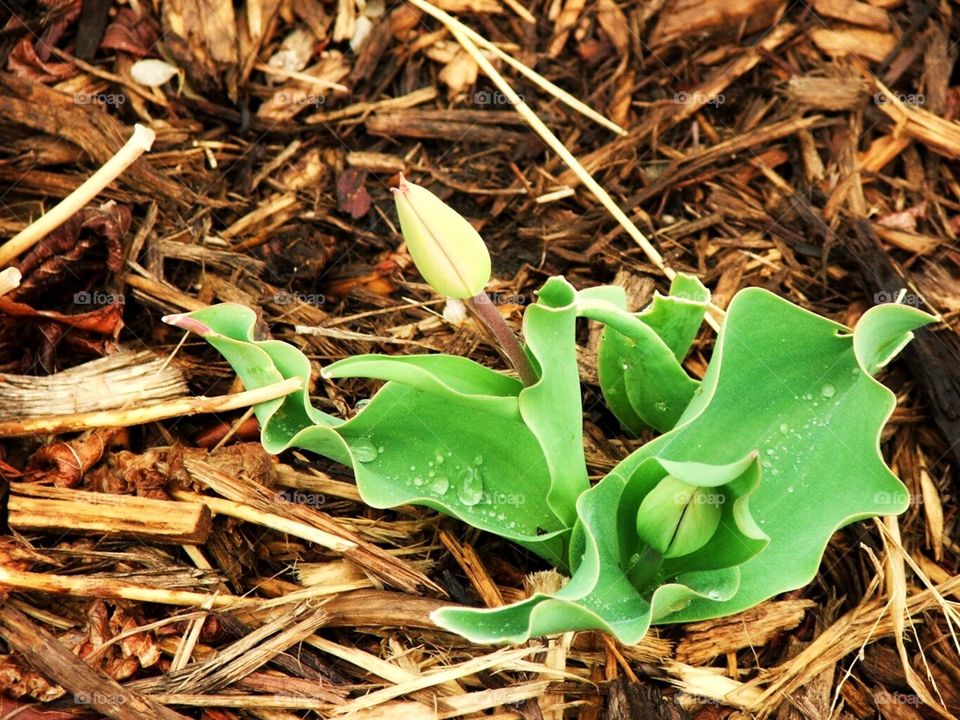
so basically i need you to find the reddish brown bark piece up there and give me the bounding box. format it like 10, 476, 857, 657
336, 169, 372, 219
25, 428, 120, 487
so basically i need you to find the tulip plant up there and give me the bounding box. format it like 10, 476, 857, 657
165, 177, 935, 644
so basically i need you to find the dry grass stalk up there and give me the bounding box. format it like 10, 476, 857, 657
0, 377, 301, 437
128, 604, 330, 696
0, 125, 155, 267
329, 647, 536, 715
0, 267, 20, 295
180, 457, 439, 593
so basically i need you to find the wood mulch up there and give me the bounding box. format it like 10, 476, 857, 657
0, 0, 957, 717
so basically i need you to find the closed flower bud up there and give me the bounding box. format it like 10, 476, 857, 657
392, 175, 491, 299
635, 474, 722, 558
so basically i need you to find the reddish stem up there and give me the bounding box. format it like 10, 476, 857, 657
467, 292, 538, 386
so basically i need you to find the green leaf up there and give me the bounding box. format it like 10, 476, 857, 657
853, 302, 938, 375
433, 473, 654, 644
636, 273, 711, 360
335, 382, 570, 567
323, 354, 523, 420
167, 304, 350, 464
607, 289, 936, 623
165, 303, 571, 567
582, 274, 709, 434
432, 453, 759, 644
519, 277, 590, 526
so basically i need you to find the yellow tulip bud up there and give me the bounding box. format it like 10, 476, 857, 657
392, 175, 491, 299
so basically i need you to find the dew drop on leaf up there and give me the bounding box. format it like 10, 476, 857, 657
430, 476, 449, 495
779, 423, 789, 434
435, 454, 445, 464
473, 455, 484, 465
457, 467, 485, 506
655, 401, 668, 412
821, 384, 836, 398
413, 476, 424, 487
352, 439, 379, 462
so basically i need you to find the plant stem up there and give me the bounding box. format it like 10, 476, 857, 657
0, 124, 155, 268
467, 292, 538, 386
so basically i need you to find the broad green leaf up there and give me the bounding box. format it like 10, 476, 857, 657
606, 289, 936, 623
167, 304, 350, 464
519, 277, 589, 526
853, 302, 938, 375
433, 473, 654, 644
334, 382, 570, 568
433, 453, 760, 644
637, 273, 710, 360
585, 275, 709, 434
323, 354, 523, 420
166, 303, 571, 567
583, 299, 697, 433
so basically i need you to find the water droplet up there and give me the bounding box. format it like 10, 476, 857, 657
851, 368, 861, 377
821, 384, 836, 398
621, 362, 630, 371
409, 465, 416, 471
787, 485, 795, 493
377, 446, 384, 453
457, 467, 485, 506
779, 423, 789, 434
428, 470, 435, 478
473, 455, 484, 466
655, 400, 669, 413
413, 476, 425, 487
430, 476, 449, 494
707, 590, 722, 600
765, 448, 775, 455
770, 468, 780, 476
435, 454, 445, 464
352, 439, 379, 462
